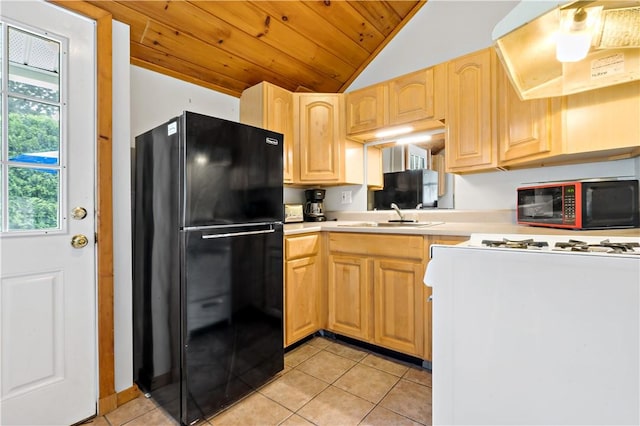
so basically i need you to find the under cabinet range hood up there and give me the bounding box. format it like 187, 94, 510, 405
493, 1, 640, 100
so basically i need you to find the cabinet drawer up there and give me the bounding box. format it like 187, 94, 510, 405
329, 233, 423, 260
285, 233, 320, 260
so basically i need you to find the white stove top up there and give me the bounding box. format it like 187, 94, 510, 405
461, 233, 640, 257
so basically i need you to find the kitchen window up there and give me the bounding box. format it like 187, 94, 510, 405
0, 21, 65, 233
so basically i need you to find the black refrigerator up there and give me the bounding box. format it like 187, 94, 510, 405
132, 112, 284, 425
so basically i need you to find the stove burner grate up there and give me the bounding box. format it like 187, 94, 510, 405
554, 239, 640, 254
481, 238, 549, 249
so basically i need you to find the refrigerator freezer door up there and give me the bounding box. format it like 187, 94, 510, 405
182, 112, 283, 227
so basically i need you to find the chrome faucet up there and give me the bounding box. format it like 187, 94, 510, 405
390, 203, 405, 221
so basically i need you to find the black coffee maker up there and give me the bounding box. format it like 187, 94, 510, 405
304, 188, 326, 222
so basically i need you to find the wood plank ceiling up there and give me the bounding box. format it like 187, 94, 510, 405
85, 0, 426, 97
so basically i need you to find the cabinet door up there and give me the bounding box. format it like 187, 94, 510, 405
373, 259, 424, 357
389, 68, 438, 125
239, 82, 294, 184
266, 84, 295, 183
497, 65, 558, 163
285, 255, 321, 346
447, 49, 497, 172
327, 255, 370, 340
346, 84, 386, 135
297, 94, 343, 182
367, 146, 383, 189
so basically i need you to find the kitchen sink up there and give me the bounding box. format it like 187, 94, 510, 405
337, 221, 443, 228
377, 221, 443, 228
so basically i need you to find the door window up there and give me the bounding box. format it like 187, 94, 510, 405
1, 23, 64, 233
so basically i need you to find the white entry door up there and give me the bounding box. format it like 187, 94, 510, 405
0, 1, 97, 425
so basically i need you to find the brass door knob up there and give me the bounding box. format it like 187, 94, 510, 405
72, 207, 88, 220
71, 234, 89, 249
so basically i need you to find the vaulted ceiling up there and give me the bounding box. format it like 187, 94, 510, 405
85, 0, 426, 97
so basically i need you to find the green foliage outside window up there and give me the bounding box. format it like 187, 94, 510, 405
7, 81, 60, 230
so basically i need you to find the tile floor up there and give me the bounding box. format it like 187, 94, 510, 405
84, 336, 432, 426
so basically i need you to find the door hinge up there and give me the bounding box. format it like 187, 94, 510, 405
94, 232, 98, 244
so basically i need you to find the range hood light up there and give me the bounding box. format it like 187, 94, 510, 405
492, 1, 639, 100
556, 8, 596, 62
375, 126, 413, 139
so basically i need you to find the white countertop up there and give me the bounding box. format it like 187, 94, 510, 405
284, 220, 640, 238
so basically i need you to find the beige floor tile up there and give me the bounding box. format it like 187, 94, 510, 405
278, 413, 315, 426
209, 392, 292, 426
284, 344, 321, 368
360, 353, 410, 377
306, 336, 332, 349
403, 367, 432, 387
105, 396, 157, 426
123, 407, 178, 426
81, 416, 110, 426
295, 350, 357, 383
360, 406, 424, 426
324, 341, 368, 361
333, 364, 400, 404
259, 369, 329, 411
380, 379, 432, 424
297, 386, 374, 426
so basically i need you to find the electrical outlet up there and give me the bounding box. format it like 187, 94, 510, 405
341, 190, 352, 204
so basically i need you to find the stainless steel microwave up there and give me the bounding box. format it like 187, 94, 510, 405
517, 180, 640, 229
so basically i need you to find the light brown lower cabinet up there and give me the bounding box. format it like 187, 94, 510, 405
327, 254, 370, 341
373, 259, 424, 356
284, 231, 467, 361
327, 232, 427, 359
284, 233, 323, 347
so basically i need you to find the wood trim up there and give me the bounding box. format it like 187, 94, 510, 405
116, 384, 141, 406
48, 0, 116, 415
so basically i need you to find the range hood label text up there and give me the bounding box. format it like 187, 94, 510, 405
591, 53, 625, 79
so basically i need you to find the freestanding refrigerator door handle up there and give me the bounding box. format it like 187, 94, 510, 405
202, 228, 275, 239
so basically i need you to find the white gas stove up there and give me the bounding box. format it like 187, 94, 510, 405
425, 233, 640, 425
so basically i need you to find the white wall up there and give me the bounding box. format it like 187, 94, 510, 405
324, 0, 640, 212
112, 20, 131, 393
130, 66, 239, 141
454, 158, 638, 210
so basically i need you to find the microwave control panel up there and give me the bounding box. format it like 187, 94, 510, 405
563, 185, 576, 223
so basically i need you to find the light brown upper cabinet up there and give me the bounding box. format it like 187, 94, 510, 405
367, 146, 383, 189
388, 67, 446, 125
496, 77, 640, 168
241, 83, 363, 186
240, 82, 295, 183
446, 48, 498, 173
443, 47, 638, 173
296, 93, 343, 182
295, 93, 363, 185
346, 65, 446, 142
496, 60, 563, 166
346, 84, 386, 135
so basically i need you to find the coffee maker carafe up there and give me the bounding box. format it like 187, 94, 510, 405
304, 188, 326, 222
